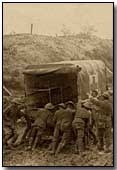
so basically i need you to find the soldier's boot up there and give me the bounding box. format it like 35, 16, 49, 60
97, 137, 104, 151
74, 135, 79, 154
50, 142, 57, 154
74, 144, 79, 154
104, 129, 111, 153
27, 127, 38, 150
78, 138, 85, 154
27, 137, 34, 150
48, 143, 52, 151
13, 135, 18, 144
105, 140, 111, 153
32, 129, 42, 150
7, 134, 18, 147
55, 141, 65, 155
93, 137, 98, 145
4, 135, 11, 147
90, 132, 97, 145
20, 128, 30, 144
32, 136, 40, 150
5, 133, 13, 143
25, 129, 32, 142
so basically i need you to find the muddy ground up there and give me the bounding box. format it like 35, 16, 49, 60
3, 121, 113, 166
3, 143, 113, 166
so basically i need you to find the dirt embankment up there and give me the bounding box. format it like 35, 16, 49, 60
3, 33, 113, 94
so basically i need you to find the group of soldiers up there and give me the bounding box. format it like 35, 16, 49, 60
3, 89, 113, 155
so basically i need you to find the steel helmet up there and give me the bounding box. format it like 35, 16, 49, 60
66, 101, 74, 106
102, 92, 109, 99
58, 103, 66, 109
44, 103, 55, 110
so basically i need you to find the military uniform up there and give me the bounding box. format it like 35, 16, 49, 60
13, 108, 33, 146
3, 103, 19, 147
107, 90, 113, 127
51, 103, 74, 154
90, 95, 112, 152
72, 104, 90, 154
88, 103, 99, 145
28, 103, 55, 150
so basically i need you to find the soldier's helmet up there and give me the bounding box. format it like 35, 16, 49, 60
44, 103, 55, 110
58, 103, 66, 109
66, 101, 75, 107
65, 101, 74, 106
91, 90, 98, 97
102, 92, 109, 99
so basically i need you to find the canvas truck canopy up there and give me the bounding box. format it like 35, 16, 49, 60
49, 60, 112, 99
23, 63, 81, 108
23, 60, 112, 108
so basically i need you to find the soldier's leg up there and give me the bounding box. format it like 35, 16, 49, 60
89, 127, 97, 145
97, 128, 104, 151
51, 126, 60, 154
32, 127, 44, 150
21, 127, 31, 143
84, 128, 88, 149
28, 127, 37, 149
7, 128, 18, 146
72, 124, 79, 153
74, 128, 79, 153
55, 128, 71, 154
26, 128, 32, 141
77, 128, 85, 153
105, 126, 111, 152
3, 127, 13, 147
84, 121, 91, 149
4, 127, 12, 143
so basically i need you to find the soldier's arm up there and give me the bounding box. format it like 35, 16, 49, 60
53, 112, 57, 124
47, 112, 54, 127
90, 98, 104, 107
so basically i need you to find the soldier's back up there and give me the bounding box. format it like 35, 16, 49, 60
33, 108, 50, 126
54, 109, 65, 123
55, 108, 73, 122
98, 100, 112, 118
76, 107, 90, 119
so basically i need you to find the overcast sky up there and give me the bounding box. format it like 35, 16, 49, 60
3, 3, 113, 39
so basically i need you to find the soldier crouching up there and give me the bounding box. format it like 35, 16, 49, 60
27, 103, 55, 150
3, 100, 21, 149
51, 102, 75, 155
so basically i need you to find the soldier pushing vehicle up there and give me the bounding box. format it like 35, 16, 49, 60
3, 99, 21, 148
90, 92, 112, 153
27, 103, 55, 150
50, 102, 75, 155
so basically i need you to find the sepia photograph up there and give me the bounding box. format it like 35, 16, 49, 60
3, 2, 114, 166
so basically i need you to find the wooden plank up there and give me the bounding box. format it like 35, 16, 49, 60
3, 85, 12, 96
